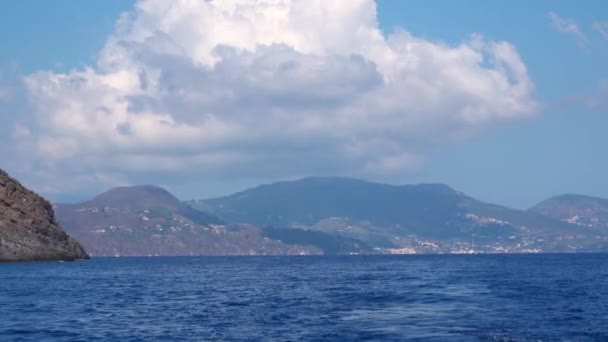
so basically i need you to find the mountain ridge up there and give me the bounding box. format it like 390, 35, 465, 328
190, 177, 603, 253
54, 184, 371, 256
49, 178, 608, 255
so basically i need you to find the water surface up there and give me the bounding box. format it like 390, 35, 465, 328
1, 254, 607, 341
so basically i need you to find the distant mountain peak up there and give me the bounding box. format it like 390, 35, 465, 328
296, 176, 370, 183
90, 185, 180, 208
529, 193, 608, 230
531, 193, 608, 210
260, 176, 375, 187
54, 184, 226, 256
404, 183, 457, 194
238, 177, 457, 194
94, 184, 175, 198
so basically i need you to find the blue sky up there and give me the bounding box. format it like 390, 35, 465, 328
375, 0, 608, 207
0, 0, 606, 208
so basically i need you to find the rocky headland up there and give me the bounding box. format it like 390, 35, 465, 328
0, 169, 88, 262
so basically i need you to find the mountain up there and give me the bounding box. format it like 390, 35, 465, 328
54, 185, 371, 256
81, 185, 222, 226
530, 194, 608, 231
189, 177, 606, 253
259, 226, 372, 255
0, 169, 88, 262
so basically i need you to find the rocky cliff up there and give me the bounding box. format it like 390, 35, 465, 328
0, 169, 88, 261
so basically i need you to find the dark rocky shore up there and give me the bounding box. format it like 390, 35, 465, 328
0, 169, 88, 262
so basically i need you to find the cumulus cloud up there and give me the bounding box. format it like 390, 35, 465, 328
548, 11, 590, 50
10, 0, 539, 197
593, 21, 608, 41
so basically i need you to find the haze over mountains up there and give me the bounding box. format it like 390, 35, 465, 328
49, 176, 608, 256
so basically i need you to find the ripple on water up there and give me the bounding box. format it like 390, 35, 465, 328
1, 254, 608, 341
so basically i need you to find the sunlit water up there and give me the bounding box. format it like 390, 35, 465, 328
1, 254, 607, 341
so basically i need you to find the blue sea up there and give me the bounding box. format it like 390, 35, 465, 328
1, 254, 607, 341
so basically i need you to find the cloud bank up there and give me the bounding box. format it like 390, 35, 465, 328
9, 0, 538, 196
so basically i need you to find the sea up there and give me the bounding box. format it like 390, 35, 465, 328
1, 254, 607, 341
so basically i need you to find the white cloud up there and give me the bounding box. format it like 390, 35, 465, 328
593, 21, 608, 41
548, 11, 590, 50
10, 0, 539, 196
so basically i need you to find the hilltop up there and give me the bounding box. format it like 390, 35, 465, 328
530, 194, 608, 231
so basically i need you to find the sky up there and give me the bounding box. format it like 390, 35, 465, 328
0, 0, 606, 208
